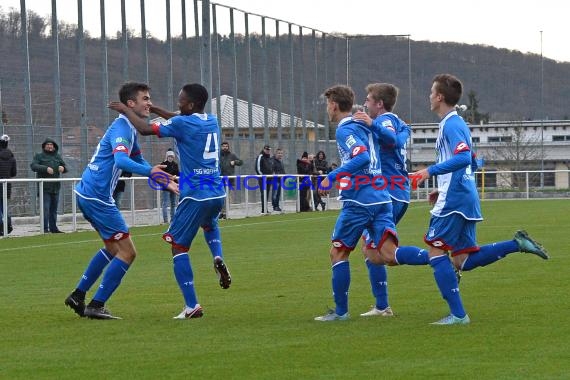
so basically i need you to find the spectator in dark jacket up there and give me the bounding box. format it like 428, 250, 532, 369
271, 148, 285, 212
219, 141, 243, 218
296, 151, 313, 212
30, 138, 67, 233
313, 150, 328, 211
160, 149, 180, 223
255, 145, 273, 214
0, 134, 16, 235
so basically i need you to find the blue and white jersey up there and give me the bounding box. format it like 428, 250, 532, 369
75, 114, 150, 205
429, 111, 482, 220
330, 116, 391, 206
152, 113, 225, 201
375, 112, 410, 203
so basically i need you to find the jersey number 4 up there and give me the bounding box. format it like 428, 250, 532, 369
203, 132, 219, 161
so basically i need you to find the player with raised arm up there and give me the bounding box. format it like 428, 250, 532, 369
65, 82, 177, 320
109, 83, 230, 319
352, 83, 421, 318
411, 74, 549, 325
314, 84, 408, 321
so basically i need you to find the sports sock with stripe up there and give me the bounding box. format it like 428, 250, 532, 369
462, 240, 519, 271
332, 260, 350, 316
173, 252, 198, 308
92, 257, 130, 303
430, 255, 466, 318
365, 259, 389, 310
77, 248, 113, 293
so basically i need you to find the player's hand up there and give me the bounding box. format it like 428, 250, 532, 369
108, 101, 128, 114
428, 190, 439, 205
165, 180, 179, 195
410, 168, 430, 188
150, 165, 178, 193
352, 111, 372, 126
319, 177, 331, 196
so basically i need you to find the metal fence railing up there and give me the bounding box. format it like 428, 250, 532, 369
2, 170, 568, 237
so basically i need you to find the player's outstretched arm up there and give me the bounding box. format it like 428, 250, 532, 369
108, 101, 154, 135
150, 105, 178, 120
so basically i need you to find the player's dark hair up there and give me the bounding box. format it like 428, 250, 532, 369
323, 85, 354, 112
432, 74, 462, 106
182, 83, 209, 112
366, 83, 399, 112
119, 82, 151, 105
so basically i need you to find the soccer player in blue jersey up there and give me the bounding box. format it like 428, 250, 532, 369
412, 74, 549, 325
64, 82, 177, 320
314, 85, 428, 321
109, 83, 231, 319
353, 83, 417, 317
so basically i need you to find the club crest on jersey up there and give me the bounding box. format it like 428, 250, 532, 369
454, 142, 470, 154
345, 135, 356, 147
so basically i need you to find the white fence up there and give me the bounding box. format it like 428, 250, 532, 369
2, 170, 569, 237
0, 174, 340, 237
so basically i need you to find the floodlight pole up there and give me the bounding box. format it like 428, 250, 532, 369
540, 30, 544, 188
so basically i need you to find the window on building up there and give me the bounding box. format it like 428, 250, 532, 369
528, 172, 555, 187
488, 136, 512, 143
552, 135, 570, 141
476, 171, 497, 188
412, 137, 437, 144
472, 137, 480, 143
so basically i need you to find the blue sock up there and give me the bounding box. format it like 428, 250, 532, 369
92, 257, 130, 303
173, 253, 198, 308
462, 240, 519, 271
204, 228, 223, 259
365, 259, 388, 310
77, 249, 113, 293
395, 246, 429, 265
332, 261, 350, 316
430, 255, 466, 318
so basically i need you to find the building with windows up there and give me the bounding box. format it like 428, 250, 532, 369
409, 120, 570, 189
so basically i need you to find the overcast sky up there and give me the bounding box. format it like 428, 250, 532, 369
2, 0, 568, 62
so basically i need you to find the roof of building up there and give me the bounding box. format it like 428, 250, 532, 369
211, 95, 324, 130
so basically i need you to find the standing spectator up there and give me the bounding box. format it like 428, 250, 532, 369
0, 134, 16, 236
30, 138, 67, 234
160, 149, 180, 223
271, 148, 285, 212
255, 145, 273, 214
296, 151, 312, 212
112, 171, 132, 208
219, 141, 243, 218
313, 150, 328, 211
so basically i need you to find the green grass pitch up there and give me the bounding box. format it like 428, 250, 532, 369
1, 199, 568, 379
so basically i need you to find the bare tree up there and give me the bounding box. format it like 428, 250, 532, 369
486, 123, 542, 189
